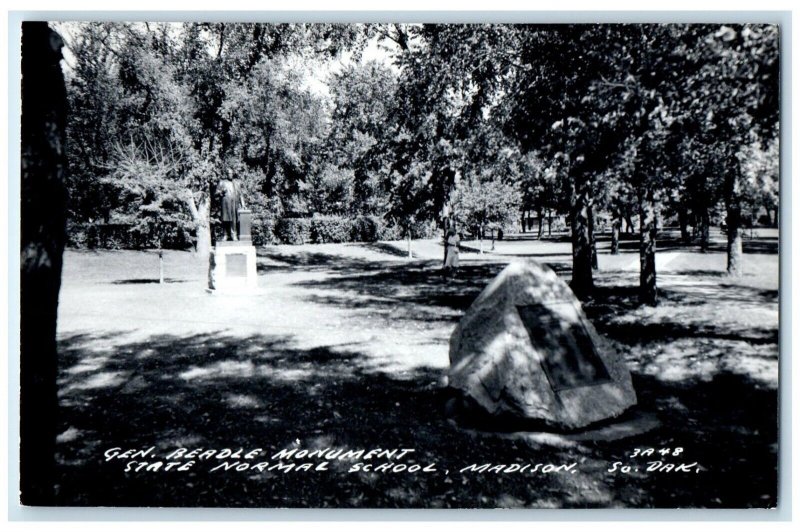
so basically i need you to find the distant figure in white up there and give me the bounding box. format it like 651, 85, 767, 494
443, 227, 460, 278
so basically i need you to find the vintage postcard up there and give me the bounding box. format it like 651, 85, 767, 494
15, 15, 783, 511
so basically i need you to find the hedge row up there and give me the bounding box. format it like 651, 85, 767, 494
275, 215, 385, 245
66, 222, 194, 250
273, 215, 438, 245
66, 216, 439, 249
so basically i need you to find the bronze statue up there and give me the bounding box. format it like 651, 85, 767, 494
218, 169, 245, 241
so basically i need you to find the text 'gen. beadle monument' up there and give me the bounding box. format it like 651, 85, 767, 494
208, 173, 257, 293
447, 260, 637, 430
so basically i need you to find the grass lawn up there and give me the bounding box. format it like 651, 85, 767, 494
53, 230, 779, 508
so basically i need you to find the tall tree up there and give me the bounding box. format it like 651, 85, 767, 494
221, 56, 330, 213
593, 24, 683, 305
380, 24, 522, 245
63, 23, 124, 226
452, 171, 521, 254
326, 61, 398, 215
503, 25, 629, 299
682, 24, 779, 276
20, 22, 68, 505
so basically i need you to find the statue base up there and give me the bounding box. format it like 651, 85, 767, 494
207, 241, 258, 293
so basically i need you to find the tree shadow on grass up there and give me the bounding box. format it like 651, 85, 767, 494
56, 330, 445, 507
110, 278, 189, 285
501, 233, 572, 243
352, 241, 416, 258
256, 245, 573, 279
584, 273, 779, 347
256, 248, 407, 275
54, 329, 777, 508
293, 260, 574, 311
596, 319, 778, 346
55, 329, 595, 508
462, 249, 574, 260
616, 239, 778, 254
352, 240, 478, 259
593, 371, 778, 509
292, 262, 510, 318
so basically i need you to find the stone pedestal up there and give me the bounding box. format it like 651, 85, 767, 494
208, 241, 257, 293
238, 208, 253, 242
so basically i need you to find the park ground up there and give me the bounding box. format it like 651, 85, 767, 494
53, 229, 780, 508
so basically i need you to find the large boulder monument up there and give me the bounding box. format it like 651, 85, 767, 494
447, 260, 636, 430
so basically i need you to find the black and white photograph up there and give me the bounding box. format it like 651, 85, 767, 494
16, 14, 783, 511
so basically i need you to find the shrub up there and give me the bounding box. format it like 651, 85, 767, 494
160, 225, 194, 250
350, 215, 383, 242
310, 215, 352, 244
378, 223, 403, 240
250, 215, 277, 246
66, 221, 90, 248
275, 218, 313, 244
410, 220, 438, 239
380, 219, 438, 240
243, 191, 282, 245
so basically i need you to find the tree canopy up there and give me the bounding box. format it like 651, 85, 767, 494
61, 22, 780, 301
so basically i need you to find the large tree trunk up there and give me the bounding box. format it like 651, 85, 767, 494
187, 191, 211, 257
407, 225, 413, 258
20, 22, 68, 505
195, 202, 211, 255
571, 176, 594, 299
726, 202, 744, 277
764, 201, 777, 228
610, 207, 621, 255
442, 215, 449, 266
589, 203, 598, 270
679, 206, 690, 244
723, 166, 744, 276
639, 187, 658, 306
699, 207, 710, 253
537, 208, 544, 239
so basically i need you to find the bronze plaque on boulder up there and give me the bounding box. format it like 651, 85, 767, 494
517, 303, 611, 391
